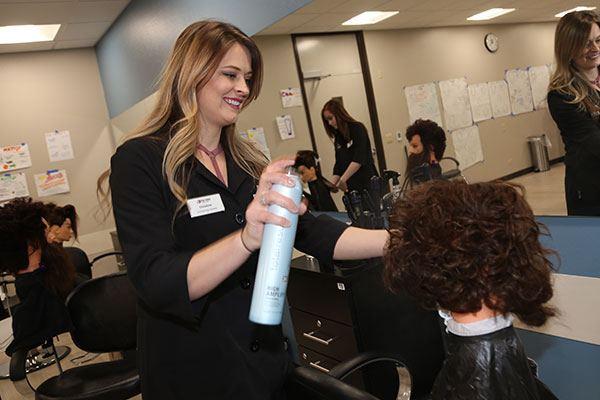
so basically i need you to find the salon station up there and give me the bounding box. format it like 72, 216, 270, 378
0, 1, 598, 399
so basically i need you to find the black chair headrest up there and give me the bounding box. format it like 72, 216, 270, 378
66, 272, 137, 353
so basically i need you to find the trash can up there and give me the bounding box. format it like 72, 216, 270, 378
527, 135, 550, 172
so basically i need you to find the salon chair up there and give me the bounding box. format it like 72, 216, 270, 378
286, 352, 413, 399
10, 271, 140, 399
64, 247, 123, 280
0, 272, 71, 381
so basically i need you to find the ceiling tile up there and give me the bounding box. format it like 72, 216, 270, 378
69, 0, 129, 23
295, 0, 347, 14
55, 20, 112, 40
53, 38, 96, 49
0, 1, 73, 25
0, 41, 53, 54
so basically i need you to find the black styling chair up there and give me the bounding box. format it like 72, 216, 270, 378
286, 352, 413, 400
10, 272, 139, 399
63, 248, 123, 281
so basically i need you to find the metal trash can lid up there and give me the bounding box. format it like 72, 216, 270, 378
527, 136, 543, 142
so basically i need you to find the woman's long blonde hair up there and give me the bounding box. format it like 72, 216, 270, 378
97, 20, 267, 215
549, 10, 600, 114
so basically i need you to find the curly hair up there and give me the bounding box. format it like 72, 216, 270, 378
406, 119, 447, 161
42, 203, 78, 239
0, 198, 76, 299
383, 180, 556, 327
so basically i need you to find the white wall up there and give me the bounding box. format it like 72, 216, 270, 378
0, 48, 116, 253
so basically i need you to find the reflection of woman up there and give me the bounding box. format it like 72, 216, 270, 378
98, 21, 388, 399
42, 203, 77, 244
548, 10, 600, 216
321, 100, 378, 192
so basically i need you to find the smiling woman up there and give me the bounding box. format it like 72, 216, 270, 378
96, 20, 388, 399
548, 10, 600, 216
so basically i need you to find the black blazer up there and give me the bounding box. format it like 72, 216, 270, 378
548, 90, 600, 215
110, 136, 348, 399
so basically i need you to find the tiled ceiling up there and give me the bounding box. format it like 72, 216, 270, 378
0, 0, 131, 54
257, 0, 596, 35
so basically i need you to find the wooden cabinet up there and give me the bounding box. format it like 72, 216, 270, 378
287, 255, 445, 399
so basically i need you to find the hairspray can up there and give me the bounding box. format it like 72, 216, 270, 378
249, 167, 303, 325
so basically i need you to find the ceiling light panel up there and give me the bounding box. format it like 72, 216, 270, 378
0, 24, 60, 45
342, 11, 399, 26
467, 8, 516, 21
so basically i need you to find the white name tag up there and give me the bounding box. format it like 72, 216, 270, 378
187, 194, 225, 218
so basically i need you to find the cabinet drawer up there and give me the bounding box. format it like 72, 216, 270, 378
288, 270, 352, 325
298, 345, 366, 390
291, 308, 358, 362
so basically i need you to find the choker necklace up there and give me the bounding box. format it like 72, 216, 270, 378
591, 74, 600, 87
196, 143, 226, 185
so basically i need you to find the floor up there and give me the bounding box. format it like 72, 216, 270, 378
0, 164, 568, 399
508, 162, 567, 216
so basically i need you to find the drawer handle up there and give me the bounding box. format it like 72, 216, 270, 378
309, 360, 330, 373
303, 330, 335, 346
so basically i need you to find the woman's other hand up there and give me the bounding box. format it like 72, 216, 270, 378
336, 179, 348, 192
242, 158, 307, 251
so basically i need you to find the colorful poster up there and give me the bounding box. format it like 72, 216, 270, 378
1, 143, 32, 171
241, 127, 271, 160
276, 115, 295, 140
280, 88, 303, 108
34, 169, 70, 197
0, 172, 29, 202
45, 130, 74, 162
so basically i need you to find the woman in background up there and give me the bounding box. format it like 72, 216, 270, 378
294, 150, 338, 212
43, 203, 78, 244
321, 100, 378, 192
548, 10, 600, 215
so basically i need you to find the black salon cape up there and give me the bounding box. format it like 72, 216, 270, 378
6, 269, 72, 356
110, 136, 349, 400
548, 89, 600, 216
333, 121, 378, 192
431, 326, 557, 400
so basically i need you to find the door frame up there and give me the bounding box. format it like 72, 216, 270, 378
291, 31, 387, 174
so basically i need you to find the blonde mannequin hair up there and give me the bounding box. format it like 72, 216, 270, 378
98, 20, 267, 216
549, 10, 600, 115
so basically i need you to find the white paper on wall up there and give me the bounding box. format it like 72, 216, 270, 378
276, 115, 295, 140
0, 172, 29, 202
45, 130, 74, 162
1, 143, 32, 171
34, 169, 70, 197
528, 65, 551, 110
242, 127, 271, 160
439, 78, 473, 131
488, 80, 511, 118
451, 125, 484, 170
280, 88, 303, 108
404, 83, 443, 127
467, 83, 492, 122
506, 68, 534, 115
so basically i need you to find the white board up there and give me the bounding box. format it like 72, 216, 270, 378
467, 83, 492, 122
528, 65, 551, 110
451, 125, 484, 170
488, 80, 511, 118
404, 83, 443, 127
439, 78, 473, 131
506, 68, 534, 115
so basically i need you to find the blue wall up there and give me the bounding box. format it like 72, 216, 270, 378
96, 0, 310, 118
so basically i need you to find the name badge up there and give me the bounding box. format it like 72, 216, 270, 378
187, 194, 225, 218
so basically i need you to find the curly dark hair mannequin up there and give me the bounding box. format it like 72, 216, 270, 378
384, 180, 556, 327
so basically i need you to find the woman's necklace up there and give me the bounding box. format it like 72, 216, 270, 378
196, 143, 226, 185
590, 72, 600, 87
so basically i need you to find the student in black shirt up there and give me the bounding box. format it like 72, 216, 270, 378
321, 99, 378, 192
97, 21, 389, 400
548, 10, 600, 215
294, 150, 338, 212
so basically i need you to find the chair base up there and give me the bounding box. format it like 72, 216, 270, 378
0, 345, 70, 380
